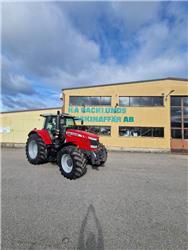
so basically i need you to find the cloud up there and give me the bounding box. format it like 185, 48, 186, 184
61, 2, 161, 39
110, 2, 161, 33
1, 56, 36, 95
1, 1, 188, 112
2, 95, 45, 111
48, 52, 187, 90
2, 2, 100, 76
1, 91, 61, 112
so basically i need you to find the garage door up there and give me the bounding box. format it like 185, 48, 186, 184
171, 96, 188, 152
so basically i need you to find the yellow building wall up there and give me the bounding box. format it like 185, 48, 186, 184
1, 79, 187, 150
63, 79, 188, 150
0, 108, 60, 144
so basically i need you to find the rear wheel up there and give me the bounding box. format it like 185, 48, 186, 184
26, 134, 48, 164
57, 146, 87, 180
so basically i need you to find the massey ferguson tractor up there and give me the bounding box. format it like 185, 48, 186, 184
26, 111, 107, 179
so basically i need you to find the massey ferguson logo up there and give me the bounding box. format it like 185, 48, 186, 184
66, 131, 83, 137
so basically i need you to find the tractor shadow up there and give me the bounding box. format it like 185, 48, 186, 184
90, 165, 100, 171
90, 164, 106, 171
78, 204, 104, 250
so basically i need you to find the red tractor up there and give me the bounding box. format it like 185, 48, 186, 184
26, 111, 107, 179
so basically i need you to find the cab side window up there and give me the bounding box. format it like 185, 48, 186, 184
45, 117, 56, 134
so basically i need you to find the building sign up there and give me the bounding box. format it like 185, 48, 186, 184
0, 127, 11, 134
68, 106, 134, 123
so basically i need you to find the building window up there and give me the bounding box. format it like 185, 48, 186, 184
184, 129, 188, 139
183, 97, 188, 106
119, 97, 129, 106
69, 96, 111, 106
184, 117, 188, 128
119, 96, 163, 107
86, 126, 111, 136
171, 129, 182, 139
171, 96, 181, 106
171, 116, 181, 128
119, 126, 164, 137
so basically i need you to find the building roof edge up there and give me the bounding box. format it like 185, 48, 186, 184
62, 77, 188, 91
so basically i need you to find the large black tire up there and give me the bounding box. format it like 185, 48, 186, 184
57, 146, 87, 180
98, 143, 108, 166
26, 134, 48, 164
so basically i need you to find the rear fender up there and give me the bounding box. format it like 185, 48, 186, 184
28, 129, 52, 145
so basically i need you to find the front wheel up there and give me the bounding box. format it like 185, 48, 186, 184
99, 143, 108, 165
57, 146, 87, 180
95, 143, 108, 166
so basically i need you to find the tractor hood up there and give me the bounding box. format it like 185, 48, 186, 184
66, 129, 99, 140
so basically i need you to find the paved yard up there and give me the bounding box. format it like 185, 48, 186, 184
1, 148, 188, 250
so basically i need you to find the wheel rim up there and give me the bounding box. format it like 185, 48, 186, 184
28, 140, 38, 159
61, 154, 73, 173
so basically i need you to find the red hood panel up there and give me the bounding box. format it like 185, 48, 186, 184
66, 129, 99, 139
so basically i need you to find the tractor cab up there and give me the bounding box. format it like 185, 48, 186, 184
41, 113, 79, 139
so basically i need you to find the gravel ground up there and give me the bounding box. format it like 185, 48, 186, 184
1, 148, 188, 250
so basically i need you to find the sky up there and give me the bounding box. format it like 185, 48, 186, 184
1, 1, 188, 111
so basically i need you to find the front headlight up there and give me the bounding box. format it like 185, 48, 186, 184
89, 138, 99, 148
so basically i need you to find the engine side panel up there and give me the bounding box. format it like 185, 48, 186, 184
65, 131, 96, 151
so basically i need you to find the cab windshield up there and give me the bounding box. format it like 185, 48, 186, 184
64, 117, 75, 126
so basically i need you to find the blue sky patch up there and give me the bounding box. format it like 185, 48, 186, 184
1, 1, 188, 111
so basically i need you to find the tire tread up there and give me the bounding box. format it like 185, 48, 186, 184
26, 134, 48, 165
57, 145, 87, 180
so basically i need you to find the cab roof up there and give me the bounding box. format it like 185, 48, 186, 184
40, 113, 75, 118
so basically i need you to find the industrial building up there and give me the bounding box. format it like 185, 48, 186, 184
1, 77, 188, 151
